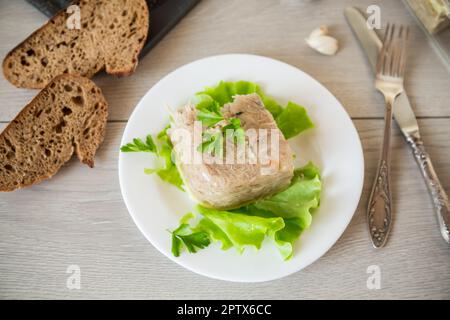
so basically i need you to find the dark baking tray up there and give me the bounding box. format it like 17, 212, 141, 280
25, 0, 200, 57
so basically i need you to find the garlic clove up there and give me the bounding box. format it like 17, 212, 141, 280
309, 25, 329, 38
305, 35, 339, 56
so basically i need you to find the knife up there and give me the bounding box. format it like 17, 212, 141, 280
345, 6, 450, 245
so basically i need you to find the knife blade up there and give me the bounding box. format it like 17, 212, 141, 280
345, 6, 450, 244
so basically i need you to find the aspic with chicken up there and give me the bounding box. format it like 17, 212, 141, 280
120, 81, 321, 260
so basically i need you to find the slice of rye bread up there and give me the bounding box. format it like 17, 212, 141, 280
0, 74, 108, 192
3, 0, 149, 89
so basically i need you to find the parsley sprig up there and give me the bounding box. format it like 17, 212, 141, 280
120, 127, 184, 190
223, 117, 245, 145
120, 135, 157, 153
196, 109, 224, 127
196, 104, 245, 157
171, 220, 211, 257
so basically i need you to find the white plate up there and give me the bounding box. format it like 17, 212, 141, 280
119, 54, 364, 282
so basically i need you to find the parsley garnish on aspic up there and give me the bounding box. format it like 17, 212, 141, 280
222, 117, 245, 145
196, 109, 223, 127
197, 131, 224, 158
196, 107, 245, 158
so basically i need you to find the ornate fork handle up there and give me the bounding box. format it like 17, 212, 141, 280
406, 132, 450, 244
367, 100, 393, 248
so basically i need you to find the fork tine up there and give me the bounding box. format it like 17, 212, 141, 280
384, 23, 395, 76
387, 23, 395, 46
387, 24, 396, 76
378, 23, 408, 78
377, 24, 390, 75
383, 23, 391, 43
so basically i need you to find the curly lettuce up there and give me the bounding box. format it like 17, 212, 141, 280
120, 80, 321, 260
196, 81, 314, 139
121, 80, 314, 190
171, 163, 322, 260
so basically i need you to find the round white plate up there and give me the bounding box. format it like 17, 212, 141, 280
119, 54, 364, 282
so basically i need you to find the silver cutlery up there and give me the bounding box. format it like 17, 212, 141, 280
367, 24, 408, 248
345, 7, 450, 245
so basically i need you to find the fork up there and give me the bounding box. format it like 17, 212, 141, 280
367, 24, 409, 248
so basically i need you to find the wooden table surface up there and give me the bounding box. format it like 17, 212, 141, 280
1, 0, 449, 299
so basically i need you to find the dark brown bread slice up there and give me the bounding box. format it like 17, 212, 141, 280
0, 74, 108, 191
3, 0, 149, 89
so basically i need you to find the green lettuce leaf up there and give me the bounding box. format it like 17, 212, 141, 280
275, 102, 314, 139
195, 94, 221, 114
194, 215, 233, 250
257, 162, 321, 259
149, 126, 184, 190
234, 162, 320, 259
196, 80, 283, 117
273, 217, 305, 260
195, 81, 314, 138
170, 162, 322, 260
195, 205, 285, 253
199, 81, 257, 107
253, 162, 321, 221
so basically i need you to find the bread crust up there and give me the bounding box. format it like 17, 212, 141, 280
0, 74, 108, 191
2, 0, 149, 89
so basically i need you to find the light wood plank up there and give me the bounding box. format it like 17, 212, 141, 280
0, 0, 449, 122
1, 120, 449, 299
1, 0, 449, 300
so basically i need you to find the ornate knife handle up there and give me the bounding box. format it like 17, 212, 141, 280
367, 103, 393, 248
406, 132, 450, 244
